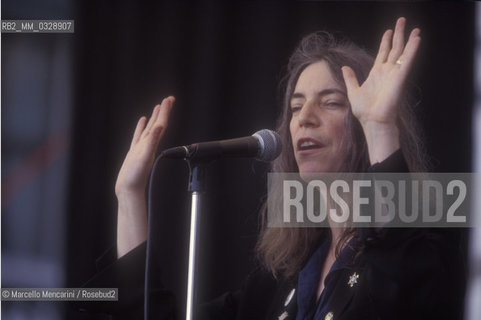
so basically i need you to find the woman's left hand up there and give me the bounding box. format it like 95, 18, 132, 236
341, 17, 421, 163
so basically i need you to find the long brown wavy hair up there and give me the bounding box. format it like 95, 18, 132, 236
256, 31, 427, 280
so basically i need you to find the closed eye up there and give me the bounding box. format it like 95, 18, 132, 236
323, 100, 346, 108
327, 102, 342, 107
290, 104, 303, 113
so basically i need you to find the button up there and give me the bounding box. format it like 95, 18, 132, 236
325, 311, 334, 320
284, 288, 295, 307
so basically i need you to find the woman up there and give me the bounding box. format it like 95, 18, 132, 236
84, 18, 462, 319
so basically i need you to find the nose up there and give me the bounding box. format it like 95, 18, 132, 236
297, 99, 320, 128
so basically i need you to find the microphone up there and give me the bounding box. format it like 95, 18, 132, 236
160, 129, 282, 161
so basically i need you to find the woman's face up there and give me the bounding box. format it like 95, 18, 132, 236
289, 61, 350, 175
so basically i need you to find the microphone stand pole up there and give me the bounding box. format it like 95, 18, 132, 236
185, 160, 205, 320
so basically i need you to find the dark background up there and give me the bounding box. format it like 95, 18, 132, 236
2, 1, 475, 319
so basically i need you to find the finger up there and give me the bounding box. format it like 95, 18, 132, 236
149, 96, 175, 140
141, 104, 161, 139
387, 17, 406, 63
143, 96, 175, 155
374, 29, 393, 65
130, 116, 147, 149
397, 28, 421, 76
341, 66, 360, 94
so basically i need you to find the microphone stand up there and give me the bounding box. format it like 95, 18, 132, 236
148, 131, 279, 320
144, 156, 206, 320
185, 160, 205, 320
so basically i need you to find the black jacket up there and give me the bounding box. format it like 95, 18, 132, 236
77, 150, 465, 319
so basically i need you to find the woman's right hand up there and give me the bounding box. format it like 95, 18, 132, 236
116, 96, 175, 258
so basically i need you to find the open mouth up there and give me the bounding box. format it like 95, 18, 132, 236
297, 138, 324, 151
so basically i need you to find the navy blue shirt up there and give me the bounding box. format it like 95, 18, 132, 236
296, 235, 357, 320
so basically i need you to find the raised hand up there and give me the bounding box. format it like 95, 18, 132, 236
116, 96, 175, 258
341, 17, 421, 163
115, 96, 175, 197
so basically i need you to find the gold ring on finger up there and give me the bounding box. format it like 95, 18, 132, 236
395, 59, 403, 66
